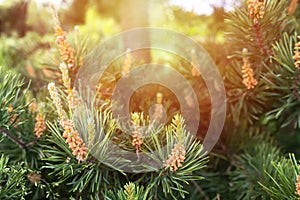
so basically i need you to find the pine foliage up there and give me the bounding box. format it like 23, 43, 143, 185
1, 0, 300, 199
0, 154, 29, 199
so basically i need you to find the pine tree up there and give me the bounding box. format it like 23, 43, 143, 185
2, 0, 300, 199
221, 0, 300, 199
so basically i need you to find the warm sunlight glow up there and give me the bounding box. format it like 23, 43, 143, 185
169, 0, 237, 15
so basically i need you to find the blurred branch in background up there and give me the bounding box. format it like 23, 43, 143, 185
0, 0, 28, 37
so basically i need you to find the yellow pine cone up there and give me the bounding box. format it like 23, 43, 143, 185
51, 6, 76, 71
34, 113, 46, 138
48, 82, 86, 162
164, 143, 186, 172
242, 62, 258, 89
293, 36, 300, 69
61, 119, 87, 162
241, 49, 257, 90
296, 175, 300, 196
247, 0, 265, 24
131, 127, 143, 155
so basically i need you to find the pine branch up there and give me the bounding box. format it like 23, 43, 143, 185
292, 68, 300, 100
24, 42, 51, 58
191, 180, 209, 200
0, 154, 29, 199
252, 23, 272, 56
0, 127, 26, 149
